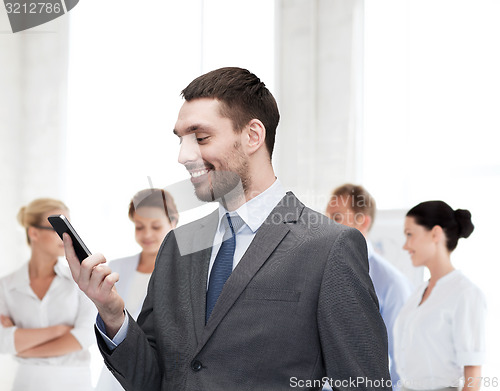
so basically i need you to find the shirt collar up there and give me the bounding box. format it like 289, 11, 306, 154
217, 178, 286, 234
7, 262, 30, 291
366, 239, 374, 259
7, 260, 70, 292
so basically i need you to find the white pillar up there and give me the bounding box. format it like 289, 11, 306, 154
274, 0, 364, 212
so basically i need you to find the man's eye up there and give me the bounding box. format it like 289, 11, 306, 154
197, 137, 209, 143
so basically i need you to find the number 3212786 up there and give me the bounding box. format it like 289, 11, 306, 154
5, 3, 62, 14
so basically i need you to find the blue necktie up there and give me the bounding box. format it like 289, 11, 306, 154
206, 213, 244, 323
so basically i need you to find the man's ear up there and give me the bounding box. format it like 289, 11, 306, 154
244, 119, 266, 155
360, 215, 372, 235
353, 214, 371, 236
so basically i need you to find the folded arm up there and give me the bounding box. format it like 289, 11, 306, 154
14, 324, 73, 354
17, 331, 82, 358
1, 314, 73, 356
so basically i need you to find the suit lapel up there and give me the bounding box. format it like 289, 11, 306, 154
185, 210, 219, 344
190, 246, 211, 344
195, 192, 304, 354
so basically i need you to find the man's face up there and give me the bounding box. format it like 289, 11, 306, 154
174, 98, 249, 203
325, 196, 366, 231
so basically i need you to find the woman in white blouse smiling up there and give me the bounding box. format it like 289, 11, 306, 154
394, 201, 486, 391
96, 188, 178, 391
0, 198, 95, 391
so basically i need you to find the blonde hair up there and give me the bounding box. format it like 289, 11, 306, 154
17, 198, 69, 244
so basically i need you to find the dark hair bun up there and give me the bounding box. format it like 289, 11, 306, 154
454, 209, 474, 238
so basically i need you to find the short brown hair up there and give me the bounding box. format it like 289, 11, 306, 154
329, 184, 376, 228
181, 67, 280, 158
128, 189, 178, 225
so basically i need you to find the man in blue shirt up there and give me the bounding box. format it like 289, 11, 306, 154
326, 184, 413, 390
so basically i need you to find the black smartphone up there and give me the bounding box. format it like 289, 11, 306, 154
48, 214, 92, 263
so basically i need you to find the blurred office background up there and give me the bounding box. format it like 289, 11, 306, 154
1, 0, 499, 388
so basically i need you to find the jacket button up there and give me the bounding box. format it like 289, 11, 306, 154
191, 360, 202, 372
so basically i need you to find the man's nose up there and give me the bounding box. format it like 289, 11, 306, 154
178, 134, 201, 165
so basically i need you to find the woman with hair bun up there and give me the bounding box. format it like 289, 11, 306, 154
394, 201, 486, 391
0, 198, 95, 391
96, 188, 178, 391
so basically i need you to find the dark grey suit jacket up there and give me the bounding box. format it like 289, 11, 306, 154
97, 192, 390, 390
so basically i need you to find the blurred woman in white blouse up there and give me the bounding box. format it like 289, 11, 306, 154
394, 201, 486, 391
96, 188, 177, 390
0, 198, 95, 391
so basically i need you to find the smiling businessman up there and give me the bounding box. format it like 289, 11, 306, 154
63, 67, 390, 391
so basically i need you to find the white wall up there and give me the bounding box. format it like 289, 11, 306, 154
0, 10, 70, 390
0, 4, 69, 276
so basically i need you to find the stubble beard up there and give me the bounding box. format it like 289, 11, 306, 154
193, 144, 250, 205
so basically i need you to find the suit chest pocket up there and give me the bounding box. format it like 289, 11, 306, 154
244, 287, 301, 302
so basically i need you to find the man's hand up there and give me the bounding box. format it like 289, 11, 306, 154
63, 233, 125, 338
1, 314, 14, 328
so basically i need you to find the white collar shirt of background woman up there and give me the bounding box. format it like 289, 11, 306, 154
393, 270, 486, 390
107, 253, 148, 321
0, 260, 96, 366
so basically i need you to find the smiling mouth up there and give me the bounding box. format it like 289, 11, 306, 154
186, 165, 213, 184
189, 168, 210, 178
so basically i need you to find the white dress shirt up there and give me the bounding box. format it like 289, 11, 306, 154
367, 241, 413, 389
0, 261, 96, 364
393, 270, 486, 390
0, 261, 96, 391
207, 178, 287, 287
98, 178, 286, 349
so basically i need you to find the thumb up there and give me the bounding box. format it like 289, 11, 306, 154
63, 233, 81, 280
